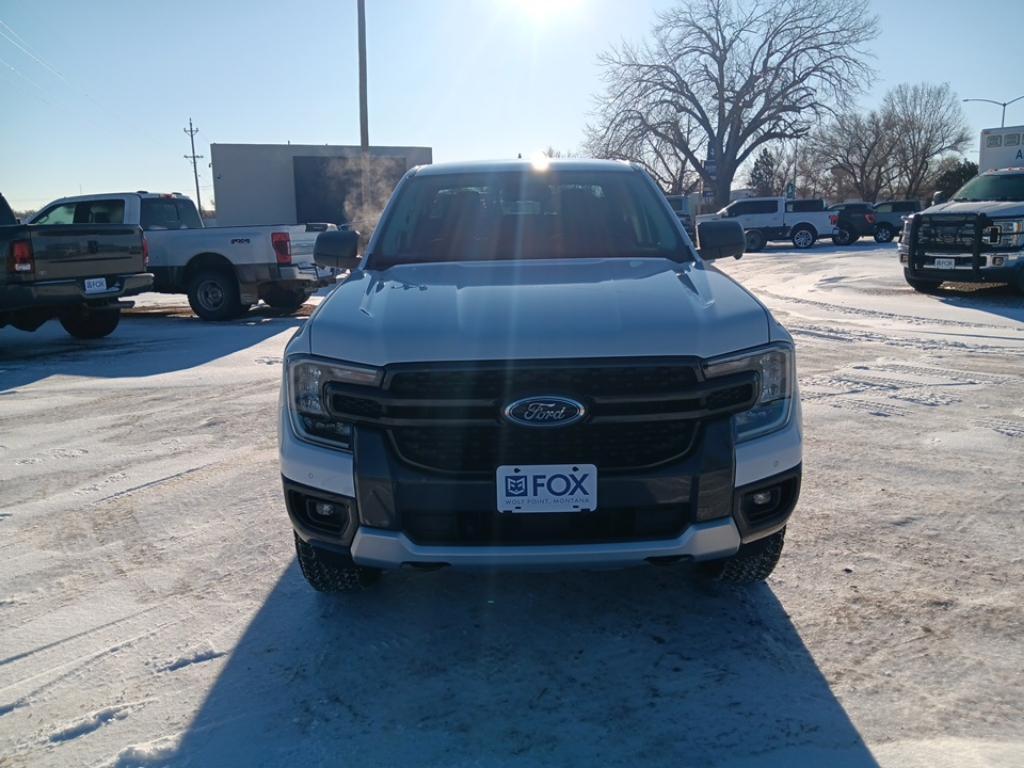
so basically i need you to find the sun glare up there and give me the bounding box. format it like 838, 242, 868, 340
511, 0, 583, 25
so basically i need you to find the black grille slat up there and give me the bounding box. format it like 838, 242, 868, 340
387, 364, 699, 399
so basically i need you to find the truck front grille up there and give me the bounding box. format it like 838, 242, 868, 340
391, 421, 696, 473
325, 359, 758, 475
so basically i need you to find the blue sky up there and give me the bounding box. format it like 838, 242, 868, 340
2, 0, 1023, 210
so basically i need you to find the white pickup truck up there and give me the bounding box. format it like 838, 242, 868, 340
281, 159, 803, 593
698, 197, 836, 252
28, 192, 338, 320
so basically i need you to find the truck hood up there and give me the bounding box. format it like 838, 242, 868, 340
923, 200, 1024, 217
306, 258, 769, 365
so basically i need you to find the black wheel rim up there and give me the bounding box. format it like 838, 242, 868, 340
197, 280, 225, 311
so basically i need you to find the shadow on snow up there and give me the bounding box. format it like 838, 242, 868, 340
0, 309, 302, 391
158, 563, 880, 768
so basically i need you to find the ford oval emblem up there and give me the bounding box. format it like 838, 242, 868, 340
503, 396, 586, 428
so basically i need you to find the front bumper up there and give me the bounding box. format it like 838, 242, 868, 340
280, 405, 802, 569
349, 518, 742, 570
0, 272, 153, 313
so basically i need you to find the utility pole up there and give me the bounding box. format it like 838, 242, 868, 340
183, 118, 204, 216
357, 0, 370, 213
357, 0, 369, 151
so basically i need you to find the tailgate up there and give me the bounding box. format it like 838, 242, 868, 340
27, 225, 145, 281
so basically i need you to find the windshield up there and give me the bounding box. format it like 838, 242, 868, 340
371, 170, 685, 267
952, 173, 1024, 203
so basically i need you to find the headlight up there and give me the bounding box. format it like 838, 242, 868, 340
993, 219, 1024, 234
704, 344, 794, 442
286, 356, 382, 450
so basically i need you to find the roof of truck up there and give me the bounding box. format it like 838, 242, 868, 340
38, 192, 193, 205
411, 158, 635, 176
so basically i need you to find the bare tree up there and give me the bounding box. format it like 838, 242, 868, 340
884, 82, 970, 198
588, 0, 878, 206
804, 110, 895, 201
583, 118, 700, 194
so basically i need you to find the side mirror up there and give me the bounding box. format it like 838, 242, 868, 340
697, 219, 745, 261
931, 190, 948, 206
314, 229, 360, 270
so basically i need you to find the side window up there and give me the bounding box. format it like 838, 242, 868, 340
747, 200, 778, 214
1004, 133, 1020, 147
32, 203, 77, 225
986, 135, 1002, 148
894, 201, 918, 212
729, 201, 752, 216
175, 200, 203, 228
140, 198, 181, 230
75, 200, 125, 224
874, 203, 892, 213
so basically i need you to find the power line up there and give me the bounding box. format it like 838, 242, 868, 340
184, 118, 204, 215
0, 19, 68, 83
0, 54, 52, 104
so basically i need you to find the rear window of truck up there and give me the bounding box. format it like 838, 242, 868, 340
141, 198, 203, 230
373, 170, 684, 266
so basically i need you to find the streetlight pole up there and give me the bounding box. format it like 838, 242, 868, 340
962, 95, 1024, 128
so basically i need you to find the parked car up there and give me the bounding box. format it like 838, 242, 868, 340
899, 168, 1024, 294
1, 192, 151, 338
828, 202, 877, 245
280, 159, 802, 592
28, 193, 339, 320
872, 200, 921, 243
698, 196, 835, 251
664, 194, 697, 240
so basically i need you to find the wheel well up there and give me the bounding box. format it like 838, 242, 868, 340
790, 222, 818, 237
182, 253, 236, 289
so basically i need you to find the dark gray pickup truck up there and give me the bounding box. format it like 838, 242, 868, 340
1, 193, 152, 338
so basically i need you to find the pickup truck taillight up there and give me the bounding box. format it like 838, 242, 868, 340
142, 235, 150, 269
830, 214, 838, 225
272, 232, 292, 265
8, 239, 33, 274
865, 213, 877, 225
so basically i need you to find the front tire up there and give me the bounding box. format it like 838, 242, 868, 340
263, 287, 309, 314
701, 528, 785, 585
874, 224, 895, 243
60, 307, 121, 339
294, 534, 381, 593
187, 269, 242, 321
791, 226, 816, 249
903, 269, 942, 293
745, 229, 767, 252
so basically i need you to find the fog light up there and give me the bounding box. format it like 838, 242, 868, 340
313, 502, 337, 518
751, 490, 773, 506
992, 256, 1005, 267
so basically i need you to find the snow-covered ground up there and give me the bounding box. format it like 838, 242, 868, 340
1, 244, 1022, 768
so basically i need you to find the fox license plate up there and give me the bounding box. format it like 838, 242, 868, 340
84, 277, 108, 294
496, 464, 597, 513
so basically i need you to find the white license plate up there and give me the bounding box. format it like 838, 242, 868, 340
496, 464, 597, 513
84, 277, 107, 294
932, 257, 956, 270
